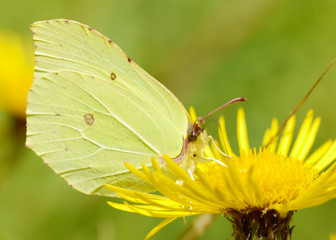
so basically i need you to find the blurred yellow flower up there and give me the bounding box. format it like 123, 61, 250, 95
106, 108, 336, 239
0, 31, 33, 118
330, 233, 336, 240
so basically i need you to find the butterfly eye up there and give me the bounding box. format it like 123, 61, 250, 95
187, 123, 203, 142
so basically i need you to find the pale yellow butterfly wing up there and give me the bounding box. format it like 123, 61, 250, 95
27, 19, 190, 196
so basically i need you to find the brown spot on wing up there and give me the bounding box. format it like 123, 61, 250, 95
84, 114, 94, 126
110, 72, 117, 80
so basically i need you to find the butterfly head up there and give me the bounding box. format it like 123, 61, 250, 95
187, 122, 203, 142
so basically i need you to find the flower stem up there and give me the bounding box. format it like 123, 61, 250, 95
177, 214, 217, 240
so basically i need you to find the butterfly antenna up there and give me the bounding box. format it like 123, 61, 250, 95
264, 57, 336, 148
198, 97, 247, 124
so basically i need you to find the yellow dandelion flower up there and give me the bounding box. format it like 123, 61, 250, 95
105, 108, 336, 239
0, 31, 33, 118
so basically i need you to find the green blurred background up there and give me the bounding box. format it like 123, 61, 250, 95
1, 0, 336, 239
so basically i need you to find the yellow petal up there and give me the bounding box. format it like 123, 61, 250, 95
305, 140, 333, 166
290, 110, 314, 159
237, 108, 250, 154
262, 118, 279, 152
277, 115, 295, 156
296, 117, 320, 161
145, 218, 177, 240
189, 106, 197, 122
313, 140, 336, 171
218, 115, 234, 156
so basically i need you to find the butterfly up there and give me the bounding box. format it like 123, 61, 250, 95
26, 19, 221, 197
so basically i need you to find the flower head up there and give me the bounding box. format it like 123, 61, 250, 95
106, 108, 336, 239
0, 31, 33, 118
